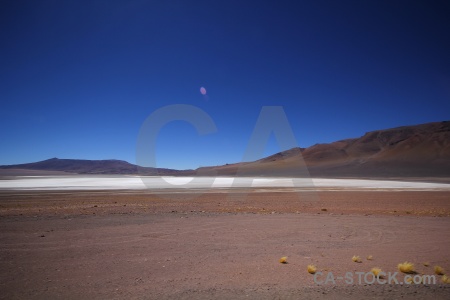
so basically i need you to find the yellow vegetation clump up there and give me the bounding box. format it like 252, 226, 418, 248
352, 255, 362, 263
371, 267, 383, 278
279, 256, 288, 264
397, 261, 415, 274
307, 264, 317, 274
366, 255, 373, 260
434, 265, 445, 275
442, 274, 450, 284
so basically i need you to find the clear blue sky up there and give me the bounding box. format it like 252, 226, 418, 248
1, 0, 449, 169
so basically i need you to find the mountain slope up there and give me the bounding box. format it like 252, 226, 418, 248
0, 158, 190, 175
200, 121, 450, 177
304, 121, 450, 177
1, 121, 449, 177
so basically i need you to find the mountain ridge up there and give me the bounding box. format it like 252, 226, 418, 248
0, 157, 193, 176
1, 121, 449, 177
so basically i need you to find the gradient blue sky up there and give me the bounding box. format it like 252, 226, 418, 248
1, 0, 449, 169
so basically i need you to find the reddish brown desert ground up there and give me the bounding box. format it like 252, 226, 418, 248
1, 189, 450, 299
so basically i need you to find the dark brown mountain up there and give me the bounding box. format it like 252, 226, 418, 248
302, 121, 450, 177
198, 121, 450, 177
0, 158, 192, 176
1, 121, 449, 178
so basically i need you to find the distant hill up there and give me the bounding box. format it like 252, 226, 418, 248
1, 121, 449, 178
0, 158, 191, 176
303, 120, 450, 177
198, 121, 450, 178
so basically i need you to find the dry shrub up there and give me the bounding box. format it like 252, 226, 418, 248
397, 261, 415, 274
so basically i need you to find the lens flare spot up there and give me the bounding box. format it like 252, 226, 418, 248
200, 87, 207, 95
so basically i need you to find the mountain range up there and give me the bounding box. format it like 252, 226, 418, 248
1, 121, 449, 178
